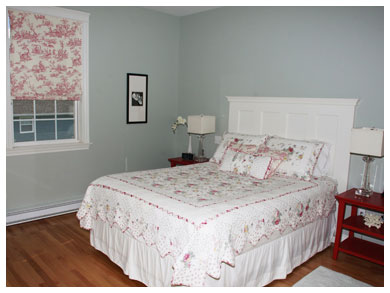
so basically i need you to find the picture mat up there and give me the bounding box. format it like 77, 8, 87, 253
128, 75, 147, 122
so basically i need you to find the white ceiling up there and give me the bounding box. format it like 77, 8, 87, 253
145, 6, 220, 17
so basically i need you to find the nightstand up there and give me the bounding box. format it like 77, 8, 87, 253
168, 157, 209, 167
333, 188, 384, 265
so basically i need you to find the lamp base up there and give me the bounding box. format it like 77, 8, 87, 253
355, 188, 373, 197
355, 155, 375, 198
195, 134, 206, 163
194, 156, 208, 163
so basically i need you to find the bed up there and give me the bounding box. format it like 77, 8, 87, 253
77, 96, 358, 286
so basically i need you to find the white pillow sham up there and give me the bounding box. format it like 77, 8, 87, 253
265, 136, 325, 181
313, 142, 331, 177
210, 132, 269, 164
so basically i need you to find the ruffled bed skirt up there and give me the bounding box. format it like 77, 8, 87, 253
89, 209, 336, 286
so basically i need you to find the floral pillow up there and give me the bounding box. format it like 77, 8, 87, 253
265, 136, 325, 180
256, 146, 289, 178
219, 144, 273, 179
210, 132, 269, 164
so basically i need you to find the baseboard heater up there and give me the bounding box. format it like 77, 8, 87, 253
6, 199, 82, 226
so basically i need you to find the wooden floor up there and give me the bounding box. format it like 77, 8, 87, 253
6, 213, 384, 287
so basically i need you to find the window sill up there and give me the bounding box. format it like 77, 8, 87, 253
6, 142, 91, 156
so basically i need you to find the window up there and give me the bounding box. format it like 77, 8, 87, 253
6, 7, 90, 156
13, 100, 76, 142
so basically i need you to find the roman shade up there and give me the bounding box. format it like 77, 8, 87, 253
8, 9, 83, 101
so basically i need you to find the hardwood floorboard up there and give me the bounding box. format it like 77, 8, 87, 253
6, 213, 384, 287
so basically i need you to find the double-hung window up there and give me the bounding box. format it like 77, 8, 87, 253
6, 7, 90, 156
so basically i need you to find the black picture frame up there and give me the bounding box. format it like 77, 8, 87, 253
127, 73, 148, 124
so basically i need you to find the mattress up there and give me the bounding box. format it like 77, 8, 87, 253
77, 162, 337, 286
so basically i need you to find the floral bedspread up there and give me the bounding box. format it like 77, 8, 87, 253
77, 162, 337, 286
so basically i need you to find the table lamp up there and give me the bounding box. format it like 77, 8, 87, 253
350, 128, 384, 197
188, 115, 216, 162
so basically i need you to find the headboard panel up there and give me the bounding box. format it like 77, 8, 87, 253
226, 96, 358, 192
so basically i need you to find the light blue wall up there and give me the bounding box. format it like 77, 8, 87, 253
178, 6, 384, 191
6, 6, 384, 214
6, 7, 181, 212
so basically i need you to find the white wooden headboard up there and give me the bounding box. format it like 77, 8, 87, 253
226, 96, 358, 192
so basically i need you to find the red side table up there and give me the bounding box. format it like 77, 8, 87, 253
168, 157, 209, 167
333, 188, 384, 265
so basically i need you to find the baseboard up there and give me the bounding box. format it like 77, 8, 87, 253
6, 199, 82, 226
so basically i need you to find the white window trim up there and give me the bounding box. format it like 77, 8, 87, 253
6, 6, 90, 157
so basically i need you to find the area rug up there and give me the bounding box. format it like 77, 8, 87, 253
293, 266, 372, 287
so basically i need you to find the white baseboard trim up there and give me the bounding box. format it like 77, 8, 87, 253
6, 199, 82, 226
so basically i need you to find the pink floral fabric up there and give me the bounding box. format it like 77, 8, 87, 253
209, 133, 269, 164
8, 9, 82, 101
219, 142, 273, 179
257, 145, 289, 178
77, 163, 337, 286
220, 149, 272, 179
266, 137, 325, 181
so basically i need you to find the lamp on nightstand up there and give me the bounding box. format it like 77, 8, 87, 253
188, 115, 216, 162
350, 127, 384, 197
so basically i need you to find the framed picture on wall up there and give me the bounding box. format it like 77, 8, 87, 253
127, 73, 148, 124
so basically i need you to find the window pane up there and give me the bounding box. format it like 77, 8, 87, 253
57, 100, 74, 114
36, 120, 55, 141
57, 101, 75, 119
13, 100, 33, 114
36, 100, 55, 119
13, 100, 33, 120
14, 121, 34, 142
57, 120, 75, 139
57, 114, 74, 119
14, 114, 34, 120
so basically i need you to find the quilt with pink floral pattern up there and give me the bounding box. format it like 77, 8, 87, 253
77, 162, 336, 286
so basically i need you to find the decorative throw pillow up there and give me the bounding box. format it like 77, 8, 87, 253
249, 156, 273, 179
219, 144, 273, 179
265, 136, 325, 180
256, 146, 289, 178
210, 132, 269, 164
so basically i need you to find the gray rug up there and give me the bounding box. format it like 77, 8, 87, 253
293, 266, 372, 287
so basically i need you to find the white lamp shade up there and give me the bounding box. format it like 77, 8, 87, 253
350, 128, 384, 157
188, 115, 216, 134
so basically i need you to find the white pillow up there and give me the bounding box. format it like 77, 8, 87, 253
266, 136, 325, 181
210, 132, 269, 164
313, 142, 331, 177
219, 147, 272, 180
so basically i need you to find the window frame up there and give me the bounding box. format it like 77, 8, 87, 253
6, 6, 90, 156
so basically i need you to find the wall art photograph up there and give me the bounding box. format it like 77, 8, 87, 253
127, 73, 148, 123
131, 92, 143, 106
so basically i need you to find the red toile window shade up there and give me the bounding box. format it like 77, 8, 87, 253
8, 9, 82, 101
